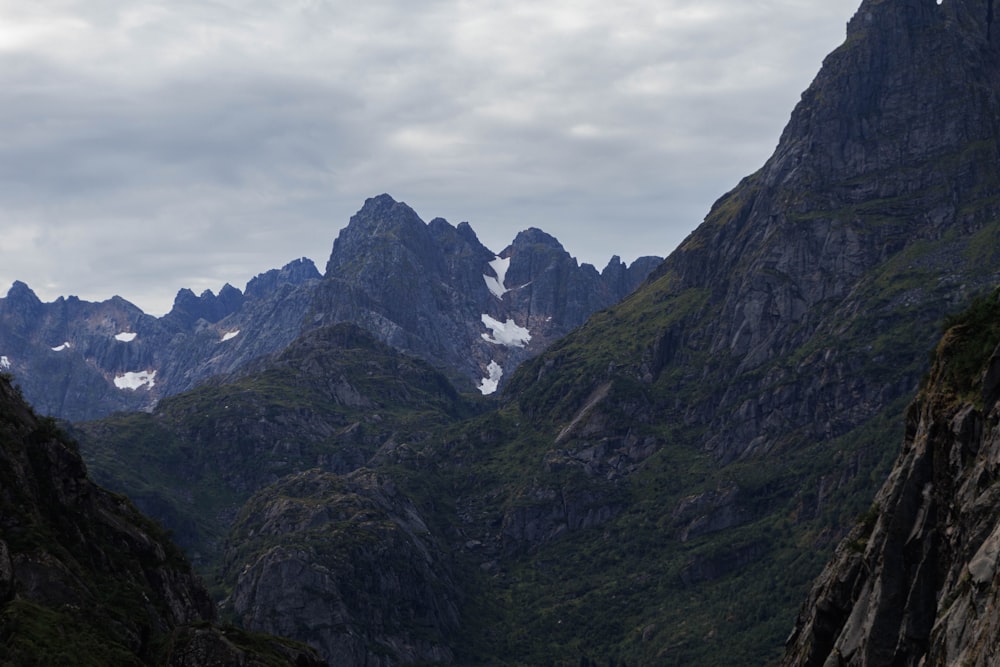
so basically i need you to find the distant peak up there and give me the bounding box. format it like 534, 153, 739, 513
279, 257, 320, 279
244, 258, 321, 299
353, 194, 419, 222
511, 228, 565, 252
5, 280, 41, 303
325, 195, 433, 277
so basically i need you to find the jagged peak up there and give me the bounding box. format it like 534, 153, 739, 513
4, 280, 41, 304
350, 193, 424, 231
760, 0, 1000, 198
602, 255, 624, 273
510, 227, 567, 253
846, 0, 998, 46
326, 194, 437, 277
244, 258, 321, 299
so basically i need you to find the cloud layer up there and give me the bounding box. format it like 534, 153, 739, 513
0, 0, 860, 314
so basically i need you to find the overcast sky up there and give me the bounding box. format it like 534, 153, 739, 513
0, 0, 861, 315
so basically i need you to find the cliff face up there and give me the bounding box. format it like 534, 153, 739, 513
783, 291, 1000, 667
638, 0, 1000, 466
0, 374, 322, 666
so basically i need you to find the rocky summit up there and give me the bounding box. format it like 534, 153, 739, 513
0, 258, 322, 421
310, 193, 661, 394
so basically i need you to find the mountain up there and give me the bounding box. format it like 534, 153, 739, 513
0, 258, 322, 421
309, 193, 661, 394
74, 323, 480, 568
0, 208, 658, 422
782, 290, 1000, 666
0, 372, 322, 666
73, 323, 479, 665
60, 0, 1000, 664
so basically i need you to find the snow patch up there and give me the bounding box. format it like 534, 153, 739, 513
221, 330, 241, 342
51, 342, 71, 352
484, 256, 511, 299
1, 356, 10, 370
114, 370, 156, 391
115, 332, 137, 342
481, 314, 531, 348
478, 360, 503, 395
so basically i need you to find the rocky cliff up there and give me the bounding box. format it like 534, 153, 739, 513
782, 290, 1000, 667
0, 373, 322, 666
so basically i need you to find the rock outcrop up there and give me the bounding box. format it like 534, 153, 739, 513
782, 291, 1000, 667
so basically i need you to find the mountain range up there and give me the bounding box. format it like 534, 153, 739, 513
0, 203, 659, 421
3, 0, 1000, 665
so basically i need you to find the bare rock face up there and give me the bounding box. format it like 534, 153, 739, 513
782, 293, 1000, 666
222, 469, 461, 666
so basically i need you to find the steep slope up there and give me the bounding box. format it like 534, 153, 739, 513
309, 193, 661, 394
0, 373, 322, 666
782, 290, 1000, 667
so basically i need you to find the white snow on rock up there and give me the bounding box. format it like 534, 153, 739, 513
221, 330, 241, 342
114, 370, 156, 390
481, 314, 531, 348
478, 360, 503, 395
51, 342, 71, 352
1, 356, 10, 370
115, 332, 138, 342
483, 256, 511, 299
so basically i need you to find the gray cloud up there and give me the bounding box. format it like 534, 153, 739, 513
0, 0, 860, 314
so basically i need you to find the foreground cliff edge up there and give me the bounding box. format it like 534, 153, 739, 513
0, 373, 322, 666
783, 291, 1000, 666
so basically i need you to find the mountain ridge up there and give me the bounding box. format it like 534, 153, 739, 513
0, 202, 659, 420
